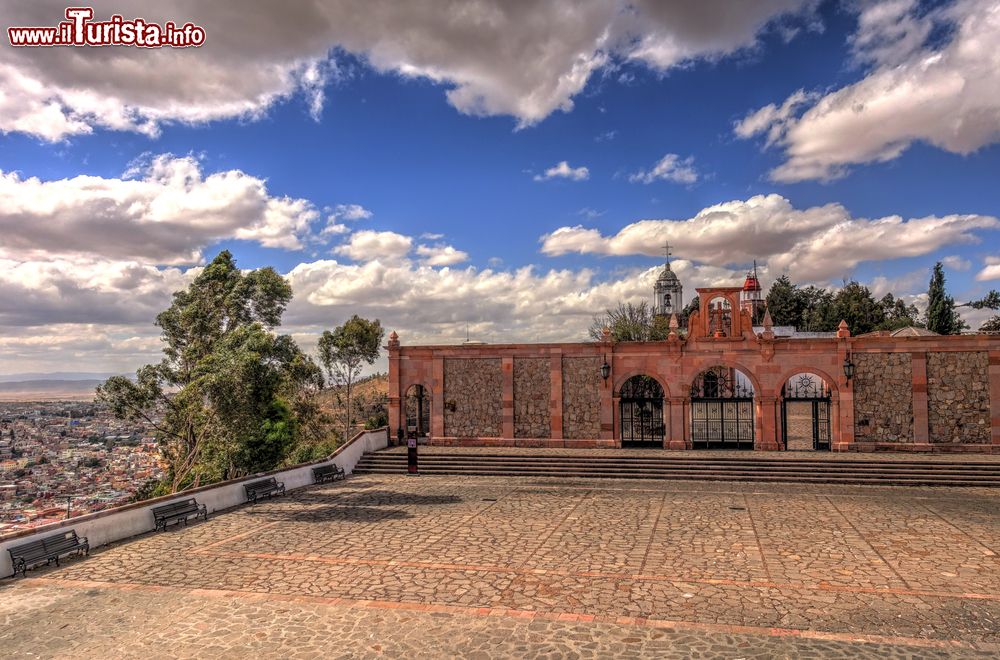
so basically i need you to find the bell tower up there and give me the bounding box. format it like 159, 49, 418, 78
653, 241, 683, 317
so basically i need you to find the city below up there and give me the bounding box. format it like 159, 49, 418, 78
0, 399, 163, 534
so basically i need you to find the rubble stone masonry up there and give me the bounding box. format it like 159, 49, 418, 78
443, 358, 502, 437
853, 353, 914, 443
514, 358, 551, 438
927, 351, 992, 444
562, 356, 602, 439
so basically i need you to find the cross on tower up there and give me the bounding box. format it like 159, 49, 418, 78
661, 240, 673, 264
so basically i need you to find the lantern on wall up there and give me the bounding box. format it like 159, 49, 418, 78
843, 354, 855, 381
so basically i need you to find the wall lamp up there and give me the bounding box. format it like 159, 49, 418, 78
600, 355, 611, 383
843, 353, 855, 381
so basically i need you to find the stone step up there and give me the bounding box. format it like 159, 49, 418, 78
361, 453, 1000, 468
353, 453, 1000, 486
357, 457, 1000, 475
351, 467, 1000, 487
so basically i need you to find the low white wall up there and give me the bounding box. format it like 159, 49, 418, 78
1, 427, 388, 578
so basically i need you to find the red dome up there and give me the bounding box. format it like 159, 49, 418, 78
742, 274, 761, 292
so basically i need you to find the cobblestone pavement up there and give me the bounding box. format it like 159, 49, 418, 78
2, 475, 999, 658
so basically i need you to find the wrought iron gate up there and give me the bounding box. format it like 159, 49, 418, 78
619, 376, 665, 445
781, 374, 831, 451
690, 369, 755, 449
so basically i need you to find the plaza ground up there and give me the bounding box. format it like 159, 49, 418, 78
1, 473, 998, 658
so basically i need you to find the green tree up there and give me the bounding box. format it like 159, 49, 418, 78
925, 262, 967, 335
979, 316, 1000, 332
97, 251, 319, 491
831, 281, 884, 335
319, 316, 384, 442
797, 286, 837, 332
876, 293, 921, 331
764, 276, 800, 327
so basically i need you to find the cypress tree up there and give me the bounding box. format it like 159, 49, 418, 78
925, 262, 965, 334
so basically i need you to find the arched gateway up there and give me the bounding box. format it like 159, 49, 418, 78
618, 375, 665, 446
690, 367, 755, 449
781, 373, 832, 451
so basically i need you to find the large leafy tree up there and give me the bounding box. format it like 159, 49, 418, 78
830, 281, 884, 335
318, 316, 384, 442
764, 276, 800, 327
876, 293, 921, 331
588, 301, 670, 342
97, 251, 321, 491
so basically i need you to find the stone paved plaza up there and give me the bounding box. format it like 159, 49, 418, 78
2, 474, 999, 658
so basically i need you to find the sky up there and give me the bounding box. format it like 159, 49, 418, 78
1, 0, 999, 375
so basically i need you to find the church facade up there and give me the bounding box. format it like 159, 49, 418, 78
388, 263, 1000, 453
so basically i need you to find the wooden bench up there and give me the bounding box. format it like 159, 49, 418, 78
8, 529, 89, 578
244, 477, 285, 503
312, 463, 345, 484
151, 498, 208, 531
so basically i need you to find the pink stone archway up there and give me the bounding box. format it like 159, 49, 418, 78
773, 368, 842, 451
612, 372, 671, 448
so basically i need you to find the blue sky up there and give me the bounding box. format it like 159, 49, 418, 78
1, 0, 998, 373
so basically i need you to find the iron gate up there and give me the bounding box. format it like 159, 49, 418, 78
781, 374, 831, 451
690, 369, 754, 449
619, 376, 665, 445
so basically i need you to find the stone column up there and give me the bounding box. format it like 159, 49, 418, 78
599, 354, 614, 442
667, 397, 686, 449
387, 332, 401, 440
911, 352, 930, 446
550, 349, 563, 439
834, 333, 855, 451
501, 356, 514, 440
431, 356, 445, 439
756, 396, 780, 450
990, 349, 1000, 448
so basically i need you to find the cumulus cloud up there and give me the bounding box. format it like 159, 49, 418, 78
415, 244, 470, 266
736, 0, 1000, 181
1, 1, 818, 140
0, 154, 318, 264
941, 255, 972, 271
534, 161, 590, 182
629, 154, 699, 185
539, 194, 999, 281
334, 230, 412, 261
322, 203, 372, 236
976, 256, 1000, 281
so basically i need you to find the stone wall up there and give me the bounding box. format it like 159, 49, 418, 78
444, 358, 502, 437
562, 356, 601, 439
853, 353, 913, 442
927, 351, 991, 444
514, 358, 551, 438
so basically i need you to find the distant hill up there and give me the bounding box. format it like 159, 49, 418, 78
0, 379, 104, 401
0, 372, 122, 383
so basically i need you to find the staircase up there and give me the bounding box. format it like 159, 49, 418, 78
352, 452, 1000, 487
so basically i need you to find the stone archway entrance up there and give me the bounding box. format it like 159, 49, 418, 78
404, 384, 430, 438
618, 375, 665, 447
781, 373, 831, 451
690, 367, 755, 449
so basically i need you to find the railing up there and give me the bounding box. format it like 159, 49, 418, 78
0, 427, 388, 577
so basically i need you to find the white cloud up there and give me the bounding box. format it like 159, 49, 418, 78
0, 154, 318, 264
540, 194, 999, 281
329, 203, 373, 221
736, 0, 1000, 181
534, 161, 590, 182
420, 232, 445, 240
0, 1, 818, 140
334, 230, 412, 261
976, 256, 1000, 281
322, 203, 372, 236
629, 153, 699, 185
941, 255, 972, 271
416, 244, 470, 266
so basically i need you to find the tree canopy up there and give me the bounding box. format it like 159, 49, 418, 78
319, 315, 384, 441
97, 251, 323, 492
